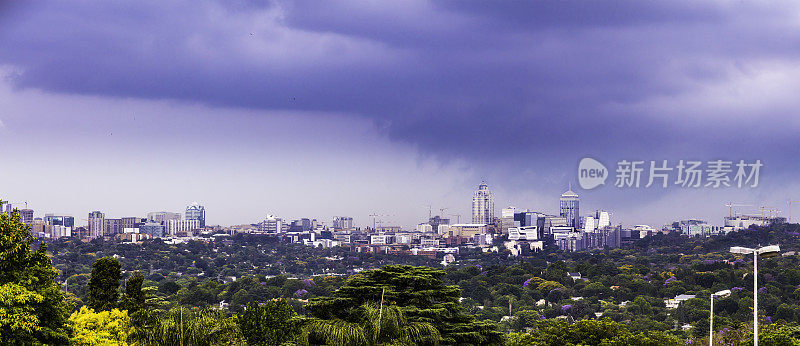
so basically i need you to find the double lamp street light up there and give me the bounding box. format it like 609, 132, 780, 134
722, 245, 781, 346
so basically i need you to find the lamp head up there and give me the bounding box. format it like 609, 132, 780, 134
730, 246, 754, 254
757, 245, 780, 258
712, 289, 731, 298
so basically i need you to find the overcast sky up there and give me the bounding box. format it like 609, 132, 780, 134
2, 1, 800, 229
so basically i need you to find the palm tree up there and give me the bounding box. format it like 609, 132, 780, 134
132, 306, 243, 345
304, 302, 440, 346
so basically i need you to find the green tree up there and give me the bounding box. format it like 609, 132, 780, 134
306, 302, 440, 346
238, 299, 303, 345
0, 205, 70, 344
69, 305, 133, 345
88, 257, 122, 311
305, 265, 502, 345
508, 318, 681, 346
131, 306, 242, 346
120, 272, 146, 314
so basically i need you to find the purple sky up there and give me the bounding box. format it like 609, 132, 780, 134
2, 1, 800, 228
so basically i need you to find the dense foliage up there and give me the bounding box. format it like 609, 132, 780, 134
6, 199, 800, 344
0, 205, 70, 344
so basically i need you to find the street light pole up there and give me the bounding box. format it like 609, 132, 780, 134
710, 294, 714, 346
753, 248, 758, 346
709, 289, 731, 346
730, 245, 780, 346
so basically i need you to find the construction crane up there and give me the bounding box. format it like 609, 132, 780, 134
758, 206, 781, 219
368, 213, 380, 230
724, 202, 752, 218
788, 200, 800, 223
439, 207, 448, 218
368, 213, 394, 230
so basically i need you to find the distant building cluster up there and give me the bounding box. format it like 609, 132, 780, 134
3, 179, 788, 259
1, 201, 209, 242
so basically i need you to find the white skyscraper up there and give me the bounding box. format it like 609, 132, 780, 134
596, 210, 611, 229
472, 182, 495, 224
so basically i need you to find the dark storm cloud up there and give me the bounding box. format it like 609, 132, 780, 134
3, 0, 800, 191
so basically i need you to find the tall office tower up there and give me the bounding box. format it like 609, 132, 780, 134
332, 216, 354, 230
18, 209, 34, 225
596, 210, 611, 229
583, 216, 597, 232
88, 211, 105, 238
185, 202, 205, 228
472, 182, 494, 224
501, 206, 517, 233
1, 201, 10, 215
147, 211, 182, 224
559, 185, 580, 229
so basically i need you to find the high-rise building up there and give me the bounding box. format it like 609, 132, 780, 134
332, 216, 353, 230
19, 209, 34, 225
501, 206, 517, 234
596, 210, 611, 229
472, 182, 494, 224
88, 211, 105, 238
559, 185, 580, 229
259, 215, 283, 233
104, 218, 122, 236
166, 219, 200, 236
289, 218, 312, 232
185, 202, 205, 228
147, 211, 182, 224
44, 214, 75, 228
140, 222, 165, 238
120, 217, 143, 231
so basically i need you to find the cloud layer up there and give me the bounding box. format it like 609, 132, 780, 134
2, 1, 800, 226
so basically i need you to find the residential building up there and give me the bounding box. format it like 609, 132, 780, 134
121, 217, 142, 231
88, 211, 105, 238
104, 218, 123, 236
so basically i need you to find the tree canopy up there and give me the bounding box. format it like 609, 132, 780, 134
0, 205, 70, 344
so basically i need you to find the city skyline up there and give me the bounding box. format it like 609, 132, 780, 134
3, 1, 800, 229
2, 179, 782, 231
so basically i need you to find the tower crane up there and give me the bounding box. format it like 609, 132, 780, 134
724, 202, 752, 218
758, 206, 781, 219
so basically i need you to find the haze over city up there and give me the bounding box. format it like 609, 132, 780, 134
3, 1, 800, 229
